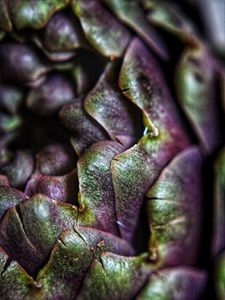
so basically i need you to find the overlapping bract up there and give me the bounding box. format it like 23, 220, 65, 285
0, 0, 224, 299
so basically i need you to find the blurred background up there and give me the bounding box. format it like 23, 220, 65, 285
187, 0, 225, 58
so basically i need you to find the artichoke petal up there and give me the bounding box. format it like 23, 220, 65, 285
35, 227, 134, 299
77, 252, 152, 300
8, 0, 70, 30
77, 140, 123, 234
137, 266, 207, 300
175, 46, 222, 153
102, 0, 168, 59
0, 194, 78, 275
113, 38, 190, 242
85, 62, 138, 148
0, 42, 50, 86
60, 97, 108, 156
27, 74, 75, 115
146, 146, 203, 266
72, 0, 131, 59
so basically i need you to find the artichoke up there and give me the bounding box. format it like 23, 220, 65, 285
0, 0, 224, 299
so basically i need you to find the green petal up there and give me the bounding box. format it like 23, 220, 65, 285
143, 0, 198, 45
111, 143, 155, 241
0, 247, 36, 300
72, 0, 131, 59
36, 227, 133, 298
85, 62, 137, 147
175, 46, 222, 153
77, 140, 123, 234
146, 147, 203, 266
0, 194, 78, 275
102, 0, 168, 59
113, 38, 190, 241
137, 267, 207, 300
8, 0, 69, 30
77, 252, 152, 300
0, 113, 22, 133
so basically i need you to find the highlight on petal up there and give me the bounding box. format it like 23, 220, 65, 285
7, 0, 70, 30
137, 267, 207, 300
77, 252, 152, 300
25, 171, 78, 203
0, 186, 28, 220
77, 140, 123, 234
0, 194, 78, 275
36, 227, 134, 298
146, 146, 203, 266
175, 46, 222, 153
102, 0, 168, 59
143, 0, 198, 45
40, 11, 87, 53
0, 175, 9, 186
85, 62, 137, 148
35, 144, 76, 176
72, 0, 131, 59
112, 37, 190, 241
0, 83, 24, 114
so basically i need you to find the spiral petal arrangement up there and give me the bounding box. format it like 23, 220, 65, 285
0, 1, 224, 299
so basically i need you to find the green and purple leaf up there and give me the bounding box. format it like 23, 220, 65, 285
0, 186, 27, 220
35, 227, 134, 298
0, 194, 78, 275
77, 141, 123, 234
112, 38, 190, 241
25, 171, 78, 203
7, 0, 70, 30
143, 0, 198, 45
72, 0, 131, 59
175, 46, 222, 153
77, 252, 152, 300
60, 98, 108, 155
146, 146, 203, 267
40, 11, 87, 53
102, 0, 168, 59
137, 267, 207, 300
85, 63, 137, 148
